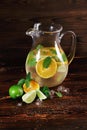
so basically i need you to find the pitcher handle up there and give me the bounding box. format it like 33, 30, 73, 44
60, 31, 76, 65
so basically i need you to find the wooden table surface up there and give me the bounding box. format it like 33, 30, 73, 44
0, 0, 87, 129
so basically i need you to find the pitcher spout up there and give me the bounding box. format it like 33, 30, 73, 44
26, 23, 41, 37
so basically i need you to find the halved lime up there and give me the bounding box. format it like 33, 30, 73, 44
36, 90, 47, 100
22, 90, 36, 104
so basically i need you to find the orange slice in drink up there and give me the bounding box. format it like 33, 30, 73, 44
36, 57, 57, 79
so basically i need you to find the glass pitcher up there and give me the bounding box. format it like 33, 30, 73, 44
25, 23, 76, 87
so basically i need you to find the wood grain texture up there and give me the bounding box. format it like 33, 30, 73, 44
0, 0, 87, 129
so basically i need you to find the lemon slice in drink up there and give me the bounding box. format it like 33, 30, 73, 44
22, 90, 36, 104
37, 90, 47, 100
36, 57, 57, 79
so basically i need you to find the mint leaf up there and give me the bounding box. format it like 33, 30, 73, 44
17, 79, 25, 86
25, 79, 30, 88
27, 51, 36, 67
28, 58, 36, 67
36, 44, 43, 50
62, 53, 68, 62
50, 49, 57, 55
25, 72, 32, 88
56, 92, 63, 98
40, 86, 50, 97
52, 56, 60, 62
43, 57, 51, 68
26, 72, 31, 80
29, 51, 34, 57
27, 51, 34, 62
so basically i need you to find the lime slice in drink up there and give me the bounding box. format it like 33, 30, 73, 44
57, 62, 68, 72
36, 90, 47, 100
22, 90, 36, 104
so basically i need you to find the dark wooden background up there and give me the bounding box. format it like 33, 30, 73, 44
0, 0, 87, 129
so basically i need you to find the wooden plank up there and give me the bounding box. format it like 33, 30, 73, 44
0, 0, 87, 11
0, 0, 87, 129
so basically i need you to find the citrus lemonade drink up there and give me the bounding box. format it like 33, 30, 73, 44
25, 45, 68, 87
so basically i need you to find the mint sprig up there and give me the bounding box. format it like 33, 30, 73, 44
55, 92, 63, 98
17, 72, 32, 88
40, 86, 50, 98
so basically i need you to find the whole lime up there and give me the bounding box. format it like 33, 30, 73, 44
9, 85, 23, 99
